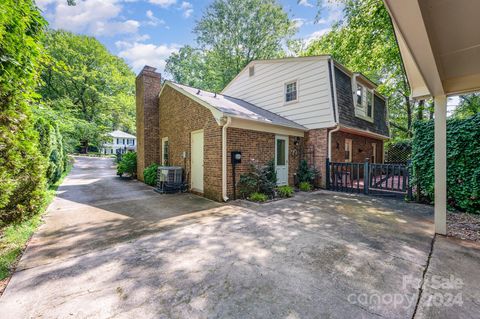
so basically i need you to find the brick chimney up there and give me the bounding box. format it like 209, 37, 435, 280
136, 66, 161, 181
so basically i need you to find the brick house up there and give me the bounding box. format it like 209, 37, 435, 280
136, 56, 389, 201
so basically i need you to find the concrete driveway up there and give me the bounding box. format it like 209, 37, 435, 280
1, 156, 479, 318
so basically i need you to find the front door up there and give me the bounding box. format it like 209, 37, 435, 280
191, 130, 204, 192
275, 135, 289, 186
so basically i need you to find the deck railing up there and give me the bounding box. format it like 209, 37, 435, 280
326, 158, 412, 198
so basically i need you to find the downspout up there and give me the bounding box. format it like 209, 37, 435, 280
329, 58, 340, 124
328, 126, 341, 160
328, 58, 341, 160
222, 116, 232, 202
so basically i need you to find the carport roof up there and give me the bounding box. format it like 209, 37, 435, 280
165, 81, 307, 131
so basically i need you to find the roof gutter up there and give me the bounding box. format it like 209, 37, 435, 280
222, 116, 232, 202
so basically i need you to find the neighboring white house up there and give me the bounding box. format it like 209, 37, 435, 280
101, 130, 136, 155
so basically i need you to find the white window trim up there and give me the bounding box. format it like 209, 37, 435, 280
284, 80, 299, 105
372, 142, 377, 163
345, 138, 353, 163
352, 76, 374, 123
161, 137, 169, 166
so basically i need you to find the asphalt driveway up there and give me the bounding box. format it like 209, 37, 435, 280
1, 156, 479, 318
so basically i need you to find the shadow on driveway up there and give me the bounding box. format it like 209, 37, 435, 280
0, 157, 479, 318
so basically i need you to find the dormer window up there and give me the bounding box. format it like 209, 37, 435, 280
356, 84, 363, 106
353, 76, 374, 122
285, 80, 298, 103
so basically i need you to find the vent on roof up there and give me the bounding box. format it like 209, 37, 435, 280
249, 66, 254, 77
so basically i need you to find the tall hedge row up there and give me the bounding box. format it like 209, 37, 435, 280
411, 114, 480, 213
35, 118, 68, 185
0, 1, 48, 225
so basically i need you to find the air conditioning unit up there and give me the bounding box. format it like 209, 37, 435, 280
156, 166, 183, 192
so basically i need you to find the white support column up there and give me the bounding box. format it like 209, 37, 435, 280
434, 95, 447, 235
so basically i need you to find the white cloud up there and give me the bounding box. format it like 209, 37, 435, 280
146, 9, 165, 26
117, 42, 180, 73
96, 19, 140, 36
305, 27, 331, 44
293, 18, 307, 29
298, 0, 314, 8
149, 0, 176, 8
181, 1, 193, 18
35, 0, 56, 10
318, 0, 343, 25
50, 0, 139, 37
134, 34, 151, 42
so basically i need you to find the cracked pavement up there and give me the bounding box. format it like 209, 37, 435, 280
0, 156, 479, 319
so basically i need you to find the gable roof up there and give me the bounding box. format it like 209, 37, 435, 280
165, 82, 307, 131
221, 55, 331, 94
109, 130, 136, 138
222, 55, 384, 98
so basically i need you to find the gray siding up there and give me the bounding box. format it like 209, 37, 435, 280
334, 66, 389, 137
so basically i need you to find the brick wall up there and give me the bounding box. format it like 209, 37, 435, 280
226, 128, 302, 199
159, 85, 223, 201
330, 131, 384, 164
136, 66, 161, 181
305, 129, 329, 188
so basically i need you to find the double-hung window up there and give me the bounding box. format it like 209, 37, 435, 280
366, 90, 373, 118
354, 77, 374, 121
285, 81, 298, 103
345, 139, 352, 163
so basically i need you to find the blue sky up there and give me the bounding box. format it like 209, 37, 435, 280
36, 0, 343, 74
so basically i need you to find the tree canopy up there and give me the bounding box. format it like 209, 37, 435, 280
166, 0, 296, 92
38, 30, 136, 151
304, 0, 417, 140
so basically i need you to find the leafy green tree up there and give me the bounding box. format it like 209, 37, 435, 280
305, 0, 418, 140
0, 0, 47, 224
166, 0, 295, 92
38, 30, 136, 152
453, 94, 480, 119
165, 46, 209, 90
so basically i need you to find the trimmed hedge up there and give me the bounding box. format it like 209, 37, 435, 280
0, 1, 48, 225
412, 114, 480, 213
35, 118, 67, 185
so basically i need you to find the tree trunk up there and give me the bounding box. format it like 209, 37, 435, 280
417, 100, 425, 121
405, 97, 413, 138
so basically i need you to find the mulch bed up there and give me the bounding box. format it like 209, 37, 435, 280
447, 212, 480, 242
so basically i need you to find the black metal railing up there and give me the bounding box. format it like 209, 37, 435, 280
326, 158, 412, 198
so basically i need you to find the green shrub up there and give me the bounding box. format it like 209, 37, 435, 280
264, 159, 277, 185
237, 160, 276, 199
117, 152, 137, 178
299, 181, 312, 192
412, 114, 480, 213
0, 1, 48, 225
35, 118, 67, 185
248, 192, 268, 202
296, 160, 317, 184
143, 163, 159, 186
277, 185, 294, 198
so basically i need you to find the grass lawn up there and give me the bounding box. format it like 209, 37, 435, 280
0, 160, 73, 289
